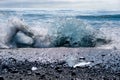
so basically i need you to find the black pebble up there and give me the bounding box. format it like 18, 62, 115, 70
0, 76, 4, 80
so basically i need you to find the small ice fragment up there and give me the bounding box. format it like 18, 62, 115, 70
73, 62, 91, 68
31, 67, 37, 71
79, 57, 85, 60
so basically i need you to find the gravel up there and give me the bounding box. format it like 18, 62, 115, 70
0, 48, 120, 80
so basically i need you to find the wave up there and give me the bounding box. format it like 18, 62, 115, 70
0, 12, 120, 49
76, 14, 120, 20
97, 27, 120, 49
9, 17, 110, 48
49, 18, 108, 47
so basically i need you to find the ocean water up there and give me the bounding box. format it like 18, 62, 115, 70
0, 9, 120, 49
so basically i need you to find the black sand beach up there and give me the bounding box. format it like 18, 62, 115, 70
0, 48, 120, 80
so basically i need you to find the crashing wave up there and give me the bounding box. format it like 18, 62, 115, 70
49, 18, 110, 47
96, 27, 120, 49
0, 17, 112, 48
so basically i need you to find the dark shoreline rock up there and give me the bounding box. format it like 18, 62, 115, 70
0, 48, 120, 79
0, 58, 120, 80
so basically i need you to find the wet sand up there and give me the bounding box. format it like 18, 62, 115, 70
0, 48, 120, 80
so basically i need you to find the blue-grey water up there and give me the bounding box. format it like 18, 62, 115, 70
0, 9, 120, 49
0, 10, 120, 28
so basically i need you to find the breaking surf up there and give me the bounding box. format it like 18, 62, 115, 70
0, 9, 120, 49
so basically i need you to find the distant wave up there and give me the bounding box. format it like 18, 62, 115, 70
76, 14, 120, 20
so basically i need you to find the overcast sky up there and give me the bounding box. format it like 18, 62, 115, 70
0, 0, 119, 10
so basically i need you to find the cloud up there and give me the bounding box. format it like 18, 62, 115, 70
0, 0, 119, 11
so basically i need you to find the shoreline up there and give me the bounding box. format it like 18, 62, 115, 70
0, 48, 119, 68
0, 48, 120, 80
